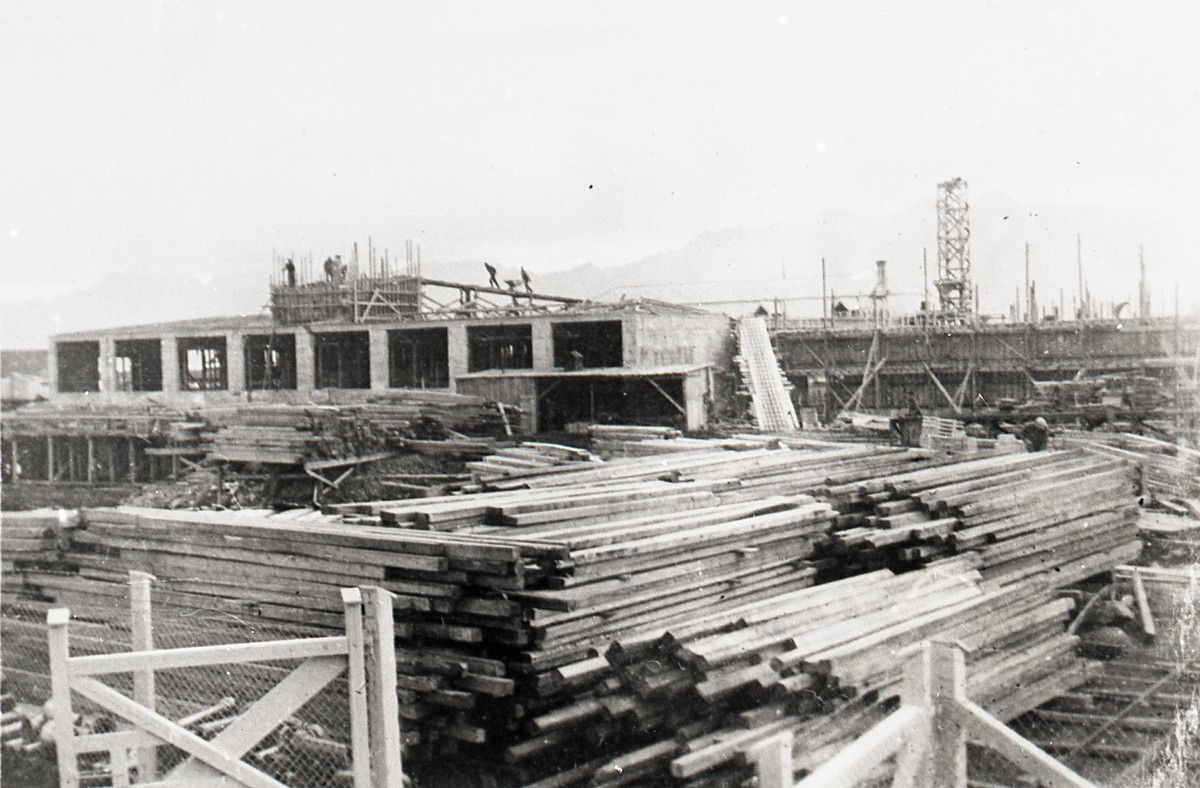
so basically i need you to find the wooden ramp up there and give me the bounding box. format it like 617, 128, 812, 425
737, 317, 800, 433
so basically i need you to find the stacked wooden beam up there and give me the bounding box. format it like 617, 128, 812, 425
466, 442, 600, 485
1060, 431, 1200, 503
0, 442, 1149, 785
821, 450, 1143, 585
0, 510, 74, 571
362, 392, 521, 435
519, 558, 1096, 785
204, 397, 524, 465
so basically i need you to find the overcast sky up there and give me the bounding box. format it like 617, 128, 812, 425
2, 1, 1197, 307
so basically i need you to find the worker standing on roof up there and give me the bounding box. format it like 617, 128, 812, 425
485, 262, 499, 289
284, 258, 296, 287
521, 266, 533, 294
323, 256, 338, 283
1020, 416, 1050, 452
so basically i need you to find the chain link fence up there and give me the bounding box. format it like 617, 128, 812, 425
2, 575, 357, 787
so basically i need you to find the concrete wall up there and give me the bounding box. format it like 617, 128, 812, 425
368, 328, 389, 391
455, 376, 537, 432
629, 313, 733, 369
446, 322, 469, 388
225, 332, 245, 394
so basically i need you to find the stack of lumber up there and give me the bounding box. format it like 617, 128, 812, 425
0, 442, 1148, 785
1060, 431, 1200, 504
822, 450, 1143, 585
353, 393, 521, 436
0, 400, 184, 437
511, 557, 1095, 786
466, 442, 600, 485
205, 405, 380, 464
588, 424, 684, 457
203, 395, 523, 465
919, 415, 968, 451
0, 510, 74, 571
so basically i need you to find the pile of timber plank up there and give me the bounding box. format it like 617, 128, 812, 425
0, 442, 1149, 785
205, 405, 379, 464
0, 401, 185, 438
588, 424, 684, 457
204, 397, 523, 465
919, 414, 968, 451
361, 391, 521, 435
822, 450, 1143, 585
466, 442, 600, 485
1060, 431, 1200, 505
0, 510, 74, 572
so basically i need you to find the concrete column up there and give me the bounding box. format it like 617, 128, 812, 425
532, 320, 554, 371
98, 337, 116, 394
160, 335, 179, 392
368, 328, 390, 391
225, 332, 245, 394
47, 342, 59, 394
295, 330, 315, 392
446, 322, 469, 391
684, 370, 708, 431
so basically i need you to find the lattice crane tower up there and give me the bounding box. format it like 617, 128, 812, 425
935, 178, 972, 315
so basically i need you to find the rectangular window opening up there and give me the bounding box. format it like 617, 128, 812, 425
314, 331, 371, 389
244, 334, 298, 390
467, 324, 533, 372
388, 327, 449, 388
552, 320, 623, 369
56, 341, 100, 393
113, 339, 163, 392
178, 337, 228, 391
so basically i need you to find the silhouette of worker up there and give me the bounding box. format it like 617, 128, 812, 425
485, 262, 499, 289
1020, 417, 1050, 452
521, 266, 533, 294
284, 258, 296, 287
323, 256, 338, 283
504, 279, 521, 305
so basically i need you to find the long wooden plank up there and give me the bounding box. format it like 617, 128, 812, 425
69, 636, 348, 676
72, 676, 288, 788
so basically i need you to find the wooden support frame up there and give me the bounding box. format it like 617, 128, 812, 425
923, 361, 962, 415
48, 581, 403, 787
751, 640, 1095, 788
646, 377, 687, 417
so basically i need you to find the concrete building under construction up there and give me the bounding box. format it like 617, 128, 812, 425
44, 270, 732, 433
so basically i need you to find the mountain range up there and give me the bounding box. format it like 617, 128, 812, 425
3, 192, 1188, 350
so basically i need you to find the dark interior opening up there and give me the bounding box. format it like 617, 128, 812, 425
389, 327, 449, 388
468, 324, 533, 372
113, 339, 163, 392
245, 333, 298, 390
314, 331, 371, 389
535, 375, 685, 431
56, 341, 100, 393
552, 320, 623, 369
178, 336, 228, 391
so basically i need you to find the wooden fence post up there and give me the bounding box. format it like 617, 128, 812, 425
893, 641, 934, 787
929, 640, 968, 787
129, 570, 157, 781
362, 586, 402, 787
342, 588, 372, 788
747, 731, 794, 788
47, 607, 80, 788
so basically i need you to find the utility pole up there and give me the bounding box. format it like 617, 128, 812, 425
1076, 234, 1085, 320
1138, 245, 1150, 318
922, 248, 929, 308
1024, 243, 1031, 323
821, 257, 828, 324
